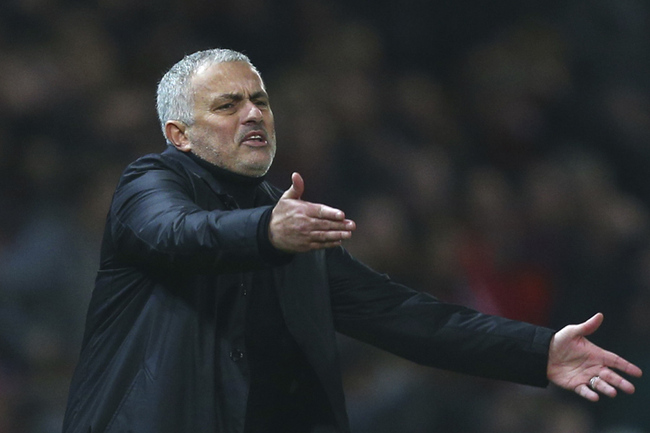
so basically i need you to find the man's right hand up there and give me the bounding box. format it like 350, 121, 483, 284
269, 172, 356, 253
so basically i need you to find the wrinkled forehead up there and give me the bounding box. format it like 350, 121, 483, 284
191, 61, 265, 96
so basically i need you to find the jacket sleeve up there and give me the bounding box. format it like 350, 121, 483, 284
107, 162, 272, 273
326, 246, 554, 387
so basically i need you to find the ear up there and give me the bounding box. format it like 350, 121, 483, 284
165, 121, 192, 152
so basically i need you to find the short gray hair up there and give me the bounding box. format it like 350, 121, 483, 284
156, 48, 257, 144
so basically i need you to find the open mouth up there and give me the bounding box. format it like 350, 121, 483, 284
241, 131, 268, 146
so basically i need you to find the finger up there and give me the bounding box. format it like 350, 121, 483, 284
308, 204, 346, 221
590, 375, 618, 398
615, 356, 643, 378
281, 172, 304, 200
576, 383, 600, 402
626, 362, 643, 378
310, 230, 353, 243
577, 312, 604, 337
599, 369, 636, 395
602, 350, 643, 378
291, 172, 304, 196
311, 219, 356, 232
309, 240, 344, 250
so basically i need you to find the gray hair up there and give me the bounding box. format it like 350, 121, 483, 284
156, 48, 257, 144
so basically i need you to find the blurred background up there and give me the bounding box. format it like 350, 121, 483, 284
1, 0, 649, 431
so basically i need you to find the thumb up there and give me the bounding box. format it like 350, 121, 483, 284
281, 172, 304, 200
576, 312, 604, 337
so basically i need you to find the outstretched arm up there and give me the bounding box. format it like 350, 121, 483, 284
547, 312, 643, 401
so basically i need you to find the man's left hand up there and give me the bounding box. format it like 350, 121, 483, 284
547, 312, 643, 401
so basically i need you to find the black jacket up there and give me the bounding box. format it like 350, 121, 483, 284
63, 147, 554, 433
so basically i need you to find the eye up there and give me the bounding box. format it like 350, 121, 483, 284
217, 102, 235, 110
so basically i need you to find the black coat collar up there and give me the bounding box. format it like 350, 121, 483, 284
160, 146, 279, 207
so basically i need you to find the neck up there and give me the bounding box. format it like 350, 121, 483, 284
187, 152, 266, 186
186, 151, 264, 209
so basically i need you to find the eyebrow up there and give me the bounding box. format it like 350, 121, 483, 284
215, 90, 269, 102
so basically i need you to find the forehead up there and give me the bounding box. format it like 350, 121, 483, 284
191, 61, 265, 97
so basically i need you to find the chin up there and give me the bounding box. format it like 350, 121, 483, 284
251, 166, 271, 177
246, 158, 273, 177
239, 163, 271, 177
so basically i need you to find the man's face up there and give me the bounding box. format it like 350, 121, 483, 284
185, 61, 276, 177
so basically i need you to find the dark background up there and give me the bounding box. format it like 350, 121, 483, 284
1, 0, 649, 431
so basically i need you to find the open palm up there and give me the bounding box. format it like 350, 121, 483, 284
547, 313, 643, 401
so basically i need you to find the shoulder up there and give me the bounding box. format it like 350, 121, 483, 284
117, 148, 198, 187
105, 153, 198, 208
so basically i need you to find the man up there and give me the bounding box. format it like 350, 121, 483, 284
62, 48, 642, 433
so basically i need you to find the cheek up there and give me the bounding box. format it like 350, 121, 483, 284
198, 123, 236, 145
266, 112, 275, 129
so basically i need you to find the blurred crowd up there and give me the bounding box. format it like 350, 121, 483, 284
1, 0, 649, 432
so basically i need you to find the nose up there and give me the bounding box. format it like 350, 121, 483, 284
242, 100, 263, 124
